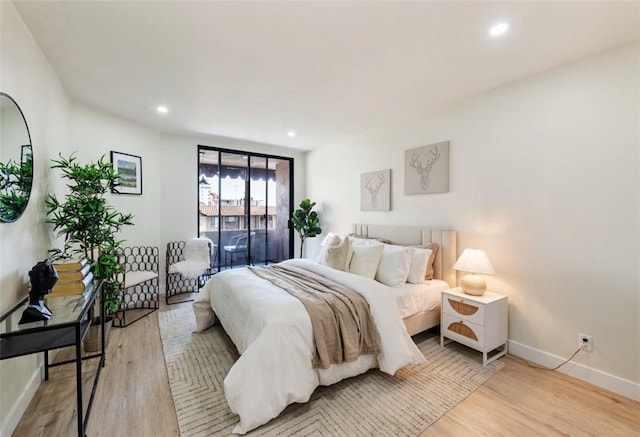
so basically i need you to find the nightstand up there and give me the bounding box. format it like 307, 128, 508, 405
440, 287, 508, 366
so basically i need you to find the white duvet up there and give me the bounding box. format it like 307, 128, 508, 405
193, 258, 425, 434
394, 280, 448, 318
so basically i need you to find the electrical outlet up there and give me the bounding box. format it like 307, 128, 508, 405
579, 333, 593, 352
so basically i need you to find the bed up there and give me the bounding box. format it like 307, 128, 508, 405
193, 225, 457, 434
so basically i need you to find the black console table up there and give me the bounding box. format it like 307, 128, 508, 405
0, 280, 105, 437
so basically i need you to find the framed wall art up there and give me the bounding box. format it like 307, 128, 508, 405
361, 169, 391, 211
21, 144, 32, 166
110, 151, 142, 195
404, 141, 449, 194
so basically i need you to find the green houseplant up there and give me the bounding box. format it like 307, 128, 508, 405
291, 198, 321, 258
45, 153, 134, 314
0, 151, 33, 221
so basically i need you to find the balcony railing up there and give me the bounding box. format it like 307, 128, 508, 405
200, 228, 286, 270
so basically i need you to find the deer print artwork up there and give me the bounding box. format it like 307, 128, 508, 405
404, 141, 450, 194
410, 147, 440, 191
365, 173, 385, 208
360, 169, 391, 211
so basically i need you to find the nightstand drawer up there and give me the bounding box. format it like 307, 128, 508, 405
442, 294, 485, 325
442, 313, 484, 348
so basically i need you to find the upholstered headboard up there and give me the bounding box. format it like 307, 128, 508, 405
352, 224, 457, 288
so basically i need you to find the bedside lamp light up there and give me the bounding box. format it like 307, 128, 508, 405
453, 248, 495, 296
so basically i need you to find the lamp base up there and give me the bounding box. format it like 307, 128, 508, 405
461, 274, 486, 296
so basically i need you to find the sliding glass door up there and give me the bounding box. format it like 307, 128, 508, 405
198, 146, 293, 272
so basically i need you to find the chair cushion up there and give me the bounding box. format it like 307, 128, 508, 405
124, 270, 158, 288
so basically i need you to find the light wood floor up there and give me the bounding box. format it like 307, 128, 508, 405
12, 299, 640, 436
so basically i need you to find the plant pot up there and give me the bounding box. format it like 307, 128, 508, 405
84, 315, 113, 352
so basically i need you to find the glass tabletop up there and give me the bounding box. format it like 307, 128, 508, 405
0, 281, 99, 336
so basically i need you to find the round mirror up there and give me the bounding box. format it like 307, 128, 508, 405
0, 92, 33, 223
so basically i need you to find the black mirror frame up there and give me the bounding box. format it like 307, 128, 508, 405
0, 92, 33, 223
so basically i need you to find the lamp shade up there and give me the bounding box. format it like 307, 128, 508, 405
452, 249, 495, 274
453, 249, 495, 295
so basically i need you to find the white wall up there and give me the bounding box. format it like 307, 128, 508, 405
307, 43, 640, 397
0, 2, 70, 434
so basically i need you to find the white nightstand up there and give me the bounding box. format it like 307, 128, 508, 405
440, 287, 508, 366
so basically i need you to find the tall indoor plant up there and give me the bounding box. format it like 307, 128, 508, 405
45, 153, 134, 313
291, 198, 321, 258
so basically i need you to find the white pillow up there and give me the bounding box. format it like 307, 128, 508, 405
406, 248, 433, 284
349, 243, 384, 279
348, 235, 386, 247
375, 244, 412, 287
320, 232, 339, 246
319, 236, 351, 271
316, 232, 341, 263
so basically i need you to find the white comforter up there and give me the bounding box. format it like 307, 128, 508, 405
193, 258, 425, 434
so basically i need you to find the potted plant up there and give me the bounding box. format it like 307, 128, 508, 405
45, 153, 133, 340
291, 198, 321, 258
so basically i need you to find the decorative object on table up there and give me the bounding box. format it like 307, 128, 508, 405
291, 198, 322, 258
19, 259, 58, 324
53, 257, 88, 274
51, 258, 93, 296
404, 141, 449, 194
0, 92, 33, 223
452, 248, 496, 295
360, 169, 391, 211
45, 153, 134, 315
110, 151, 142, 195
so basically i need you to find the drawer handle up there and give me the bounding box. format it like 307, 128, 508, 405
448, 299, 479, 316
447, 321, 479, 341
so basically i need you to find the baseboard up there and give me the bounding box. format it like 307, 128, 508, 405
0, 363, 41, 437
508, 340, 639, 402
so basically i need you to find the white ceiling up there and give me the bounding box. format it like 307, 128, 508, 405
12, 1, 640, 151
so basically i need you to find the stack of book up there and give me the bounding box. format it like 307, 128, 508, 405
51, 258, 94, 296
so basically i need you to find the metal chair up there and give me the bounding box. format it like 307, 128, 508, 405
165, 240, 213, 304
113, 246, 159, 327
224, 233, 249, 268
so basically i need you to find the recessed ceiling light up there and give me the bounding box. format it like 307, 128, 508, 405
157, 105, 169, 114
489, 22, 510, 37
287, 131, 296, 137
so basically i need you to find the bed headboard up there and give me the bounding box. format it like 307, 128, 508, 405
352, 224, 457, 288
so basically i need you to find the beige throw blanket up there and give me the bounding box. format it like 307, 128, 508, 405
248, 264, 381, 369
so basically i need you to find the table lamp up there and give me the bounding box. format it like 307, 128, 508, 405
452, 248, 495, 296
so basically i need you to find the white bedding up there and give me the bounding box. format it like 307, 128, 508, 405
193, 258, 425, 434
394, 279, 448, 319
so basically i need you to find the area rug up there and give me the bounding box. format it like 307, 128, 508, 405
158, 307, 504, 436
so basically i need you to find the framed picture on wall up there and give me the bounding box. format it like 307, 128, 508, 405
404, 141, 449, 194
110, 151, 142, 195
21, 144, 32, 166
360, 169, 391, 211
